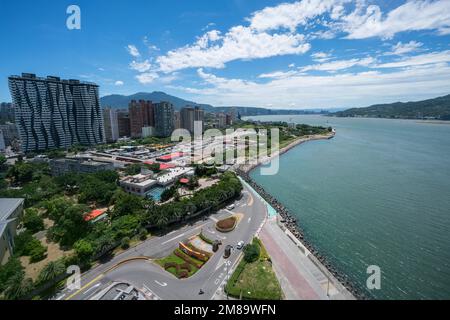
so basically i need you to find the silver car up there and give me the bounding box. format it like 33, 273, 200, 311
237, 241, 245, 250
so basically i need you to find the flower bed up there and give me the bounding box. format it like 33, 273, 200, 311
216, 216, 238, 232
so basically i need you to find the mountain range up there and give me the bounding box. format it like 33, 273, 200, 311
99, 91, 330, 116
331, 94, 450, 120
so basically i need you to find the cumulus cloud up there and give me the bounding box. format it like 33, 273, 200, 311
130, 60, 152, 72
156, 26, 310, 73
339, 0, 450, 39
126, 44, 141, 57
114, 80, 124, 86
136, 72, 159, 84
387, 41, 424, 56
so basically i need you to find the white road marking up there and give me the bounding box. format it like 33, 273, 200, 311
155, 280, 167, 287
83, 283, 101, 295
248, 217, 252, 223
56, 293, 66, 300
162, 232, 186, 245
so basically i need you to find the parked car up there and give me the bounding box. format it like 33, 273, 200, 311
237, 241, 245, 250
226, 204, 235, 210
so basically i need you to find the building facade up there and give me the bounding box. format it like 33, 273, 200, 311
0, 198, 24, 265
181, 106, 204, 134
129, 100, 154, 138
8, 73, 105, 152
0, 123, 19, 150
117, 110, 131, 138
103, 107, 119, 142
154, 102, 174, 137
0, 102, 15, 123
49, 158, 114, 176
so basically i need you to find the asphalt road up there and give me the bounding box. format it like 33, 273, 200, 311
57, 182, 266, 300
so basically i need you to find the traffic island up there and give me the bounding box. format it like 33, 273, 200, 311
216, 216, 238, 232
156, 235, 214, 279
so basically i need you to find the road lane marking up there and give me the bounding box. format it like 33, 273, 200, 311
65, 274, 104, 300
155, 280, 167, 287
161, 232, 186, 245
83, 283, 101, 295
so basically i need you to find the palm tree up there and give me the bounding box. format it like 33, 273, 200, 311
37, 260, 66, 284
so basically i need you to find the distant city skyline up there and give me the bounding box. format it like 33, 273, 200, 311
1, 1, 450, 109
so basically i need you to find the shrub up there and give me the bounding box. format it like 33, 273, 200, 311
120, 237, 130, 249
174, 249, 203, 269
243, 243, 260, 263
29, 244, 47, 263
138, 228, 148, 241
177, 270, 189, 278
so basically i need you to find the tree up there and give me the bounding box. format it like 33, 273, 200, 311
14, 231, 47, 262
0, 257, 24, 293
36, 260, 66, 284
73, 239, 94, 263
23, 208, 45, 233
243, 243, 260, 263
3, 272, 34, 300
111, 191, 144, 218
124, 163, 142, 176
0, 154, 6, 170
48, 204, 90, 247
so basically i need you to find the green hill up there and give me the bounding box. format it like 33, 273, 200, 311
332, 94, 450, 120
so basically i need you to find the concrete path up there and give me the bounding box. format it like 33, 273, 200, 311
260, 217, 331, 300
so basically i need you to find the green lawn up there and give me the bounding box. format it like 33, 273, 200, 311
226, 238, 283, 300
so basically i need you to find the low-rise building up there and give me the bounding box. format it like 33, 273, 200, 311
120, 173, 157, 196
50, 158, 114, 176
0, 198, 25, 265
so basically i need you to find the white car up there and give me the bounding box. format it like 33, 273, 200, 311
237, 241, 245, 250
226, 204, 235, 210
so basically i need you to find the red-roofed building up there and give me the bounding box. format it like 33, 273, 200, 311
84, 209, 108, 222
157, 152, 184, 162
143, 161, 176, 171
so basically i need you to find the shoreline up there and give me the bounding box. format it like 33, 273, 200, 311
236, 132, 368, 300
240, 132, 335, 174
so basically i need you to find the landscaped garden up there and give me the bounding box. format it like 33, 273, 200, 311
225, 237, 283, 300
156, 235, 214, 279
216, 216, 238, 232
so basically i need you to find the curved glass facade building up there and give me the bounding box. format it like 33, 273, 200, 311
8, 73, 105, 152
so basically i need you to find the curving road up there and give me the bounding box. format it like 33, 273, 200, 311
59, 182, 266, 300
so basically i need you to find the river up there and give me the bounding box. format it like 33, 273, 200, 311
247, 115, 450, 299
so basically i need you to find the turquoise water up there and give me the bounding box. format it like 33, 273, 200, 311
249, 115, 450, 299
147, 186, 167, 202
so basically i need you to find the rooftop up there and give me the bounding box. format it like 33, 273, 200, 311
0, 198, 24, 221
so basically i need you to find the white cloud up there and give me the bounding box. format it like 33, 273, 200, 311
129, 60, 152, 72
126, 45, 141, 57
136, 72, 159, 84
156, 26, 310, 73
375, 50, 450, 68
339, 0, 450, 39
258, 70, 299, 79
114, 80, 124, 86
311, 51, 333, 62
301, 56, 376, 72
387, 41, 423, 56
174, 63, 450, 108
247, 0, 349, 32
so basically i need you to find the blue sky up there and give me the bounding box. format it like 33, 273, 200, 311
1, 0, 450, 109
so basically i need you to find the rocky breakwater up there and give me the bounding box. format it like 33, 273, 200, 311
236, 168, 368, 300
